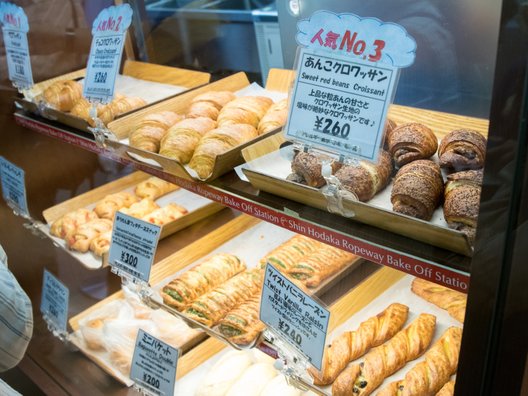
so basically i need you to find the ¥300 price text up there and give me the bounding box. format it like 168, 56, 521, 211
120, 251, 138, 267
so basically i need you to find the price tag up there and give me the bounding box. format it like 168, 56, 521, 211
130, 329, 178, 396
0, 2, 33, 90
83, 4, 133, 103
260, 263, 330, 371
40, 269, 69, 334
0, 156, 29, 217
108, 211, 161, 283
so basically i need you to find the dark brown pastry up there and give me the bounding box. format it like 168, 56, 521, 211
391, 160, 443, 220
443, 169, 483, 240
383, 118, 398, 148
388, 122, 438, 167
333, 150, 393, 202
439, 129, 487, 171
290, 152, 342, 188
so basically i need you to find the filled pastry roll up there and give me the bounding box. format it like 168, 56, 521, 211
258, 98, 288, 134
387, 122, 438, 167
42, 80, 83, 112
439, 129, 487, 171
118, 198, 159, 219
66, 218, 113, 253
187, 90, 236, 120
129, 111, 182, 153
141, 203, 188, 226
134, 176, 179, 200
217, 96, 273, 128
218, 294, 265, 345
89, 230, 112, 257
50, 208, 98, 239
94, 191, 139, 220
259, 234, 321, 271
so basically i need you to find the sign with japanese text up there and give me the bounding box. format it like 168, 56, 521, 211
0, 156, 29, 217
40, 269, 69, 333
130, 329, 178, 396
0, 2, 33, 90
108, 211, 161, 283
260, 263, 330, 371
83, 4, 133, 103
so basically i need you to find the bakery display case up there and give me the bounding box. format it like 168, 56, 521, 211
1, 0, 528, 395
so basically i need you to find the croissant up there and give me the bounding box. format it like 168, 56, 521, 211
129, 111, 182, 152
66, 219, 113, 253
439, 129, 487, 171
258, 98, 288, 134
134, 176, 179, 200
444, 169, 483, 241
187, 91, 236, 120
217, 96, 273, 128
141, 203, 188, 225
50, 208, 98, 239
388, 123, 438, 167
377, 327, 462, 396
70, 94, 125, 126
189, 124, 258, 179
98, 96, 147, 125
94, 192, 139, 220
89, 230, 112, 257
391, 160, 444, 220
118, 198, 159, 219
259, 234, 321, 271
159, 117, 217, 163
333, 150, 393, 202
332, 313, 436, 396
42, 80, 83, 112
309, 303, 409, 386
383, 118, 398, 147
411, 278, 467, 323
436, 380, 455, 396
218, 294, 265, 345
290, 151, 343, 188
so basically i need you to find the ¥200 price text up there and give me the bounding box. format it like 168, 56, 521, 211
143, 373, 160, 390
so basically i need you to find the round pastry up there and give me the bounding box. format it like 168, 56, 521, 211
387, 122, 438, 167
438, 129, 487, 171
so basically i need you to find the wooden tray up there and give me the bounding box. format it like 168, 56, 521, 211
241, 105, 490, 257
15, 60, 210, 133
105, 69, 294, 182
41, 171, 223, 269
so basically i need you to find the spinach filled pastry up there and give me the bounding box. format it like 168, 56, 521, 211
259, 235, 321, 272
218, 294, 265, 345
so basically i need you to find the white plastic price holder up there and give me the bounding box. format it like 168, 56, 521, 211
40, 269, 69, 341
130, 329, 179, 396
0, 156, 29, 218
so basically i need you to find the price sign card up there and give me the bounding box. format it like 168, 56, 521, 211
40, 269, 69, 333
260, 263, 330, 371
0, 2, 33, 90
83, 4, 133, 103
108, 211, 161, 283
0, 156, 29, 217
130, 329, 178, 396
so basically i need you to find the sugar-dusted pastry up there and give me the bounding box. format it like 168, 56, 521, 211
391, 159, 444, 220
66, 218, 113, 253
98, 96, 147, 125
259, 234, 321, 271
411, 278, 467, 323
94, 191, 139, 220
118, 198, 159, 219
332, 313, 436, 396
89, 230, 112, 257
189, 123, 258, 179
377, 327, 462, 396
129, 111, 182, 153
309, 303, 409, 386
290, 151, 342, 188
258, 98, 288, 134
225, 362, 277, 396
141, 203, 188, 225
162, 253, 246, 310
217, 96, 273, 128
436, 380, 455, 396
218, 294, 265, 345
439, 129, 487, 171
159, 117, 217, 163
50, 208, 98, 239
187, 90, 236, 120
42, 80, 83, 111
334, 150, 393, 202
387, 122, 438, 167
134, 176, 179, 200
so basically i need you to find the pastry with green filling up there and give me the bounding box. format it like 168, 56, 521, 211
259, 235, 321, 271
218, 294, 265, 345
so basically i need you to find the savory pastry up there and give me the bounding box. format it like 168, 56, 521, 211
290, 151, 342, 188
258, 98, 288, 134
332, 313, 436, 396
309, 303, 409, 386
259, 234, 321, 271
217, 96, 273, 128
377, 327, 462, 396
159, 117, 217, 163
94, 191, 139, 220
162, 253, 246, 310
189, 124, 258, 179
444, 169, 483, 240
42, 80, 83, 112
391, 160, 444, 220
387, 122, 438, 167
98, 96, 147, 125
185, 269, 263, 326
187, 90, 236, 120
89, 230, 112, 257
411, 278, 467, 323
218, 294, 265, 345
118, 198, 159, 219
134, 176, 180, 200
141, 203, 188, 225
129, 111, 182, 152
334, 150, 393, 202
439, 129, 487, 171
66, 218, 113, 253
436, 380, 455, 396
225, 362, 277, 396
50, 208, 98, 239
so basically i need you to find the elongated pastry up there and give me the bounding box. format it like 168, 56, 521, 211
94, 192, 139, 220
258, 98, 288, 134
50, 208, 98, 239
439, 129, 487, 171
259, 234, 321, 271
388, 123, 438, 167
377, 326, 462, 396
118, 198, 159, 219
98, 96, 147, 125
187, 91, 236, 120
218, 294, 265, 345
189, 124, 258, 179
411, 278, 467, 323
436, 380, 455, 396
66, 218, 113, 253
334, 150, 393, 202
159, 117, 217, 163
290, 151, 342, 188
89, 230, 112, 257
162, 253, 246, 310
129, 111, 182, 152
391, 160, 444, 220
141, 203, 188, 225
217, 96, 273, 128
309, 303, 409, 386
42, 80, 83, 111
332, 313, 436, 396
134, 176, 179, 200
185, 269, 263, 326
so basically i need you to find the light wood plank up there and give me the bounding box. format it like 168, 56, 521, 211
123, 60, 210, 87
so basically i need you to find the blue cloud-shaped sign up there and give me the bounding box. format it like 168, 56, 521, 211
92, 4, 133, 35
297, 10, 416, 68
0, 2, 30, 32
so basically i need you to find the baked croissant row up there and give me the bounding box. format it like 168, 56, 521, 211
259, 234, 321, 271
411, 278, 467, 323
218, 294, 265, 345
439, 129, 487, 171
134, 177, 180, 200
217, 96, 273, 128
436, 380, 455, 396
387, 123, 438, 167
129, 111, 182, 152
309, 303, 409, 386
42, 80, 83, 111
187, 91, 236, 120
258, 98, 288, 134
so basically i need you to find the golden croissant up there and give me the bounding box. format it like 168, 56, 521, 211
258, 98, 288, 134
217, 96, 273, 128
187, 90, 236, 120
42, 80, 83, 112
129, 111, 182, 152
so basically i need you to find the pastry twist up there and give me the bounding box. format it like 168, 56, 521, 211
439, 129, 487, 171
435, 380, 455, 396
411, 278, 467, 323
